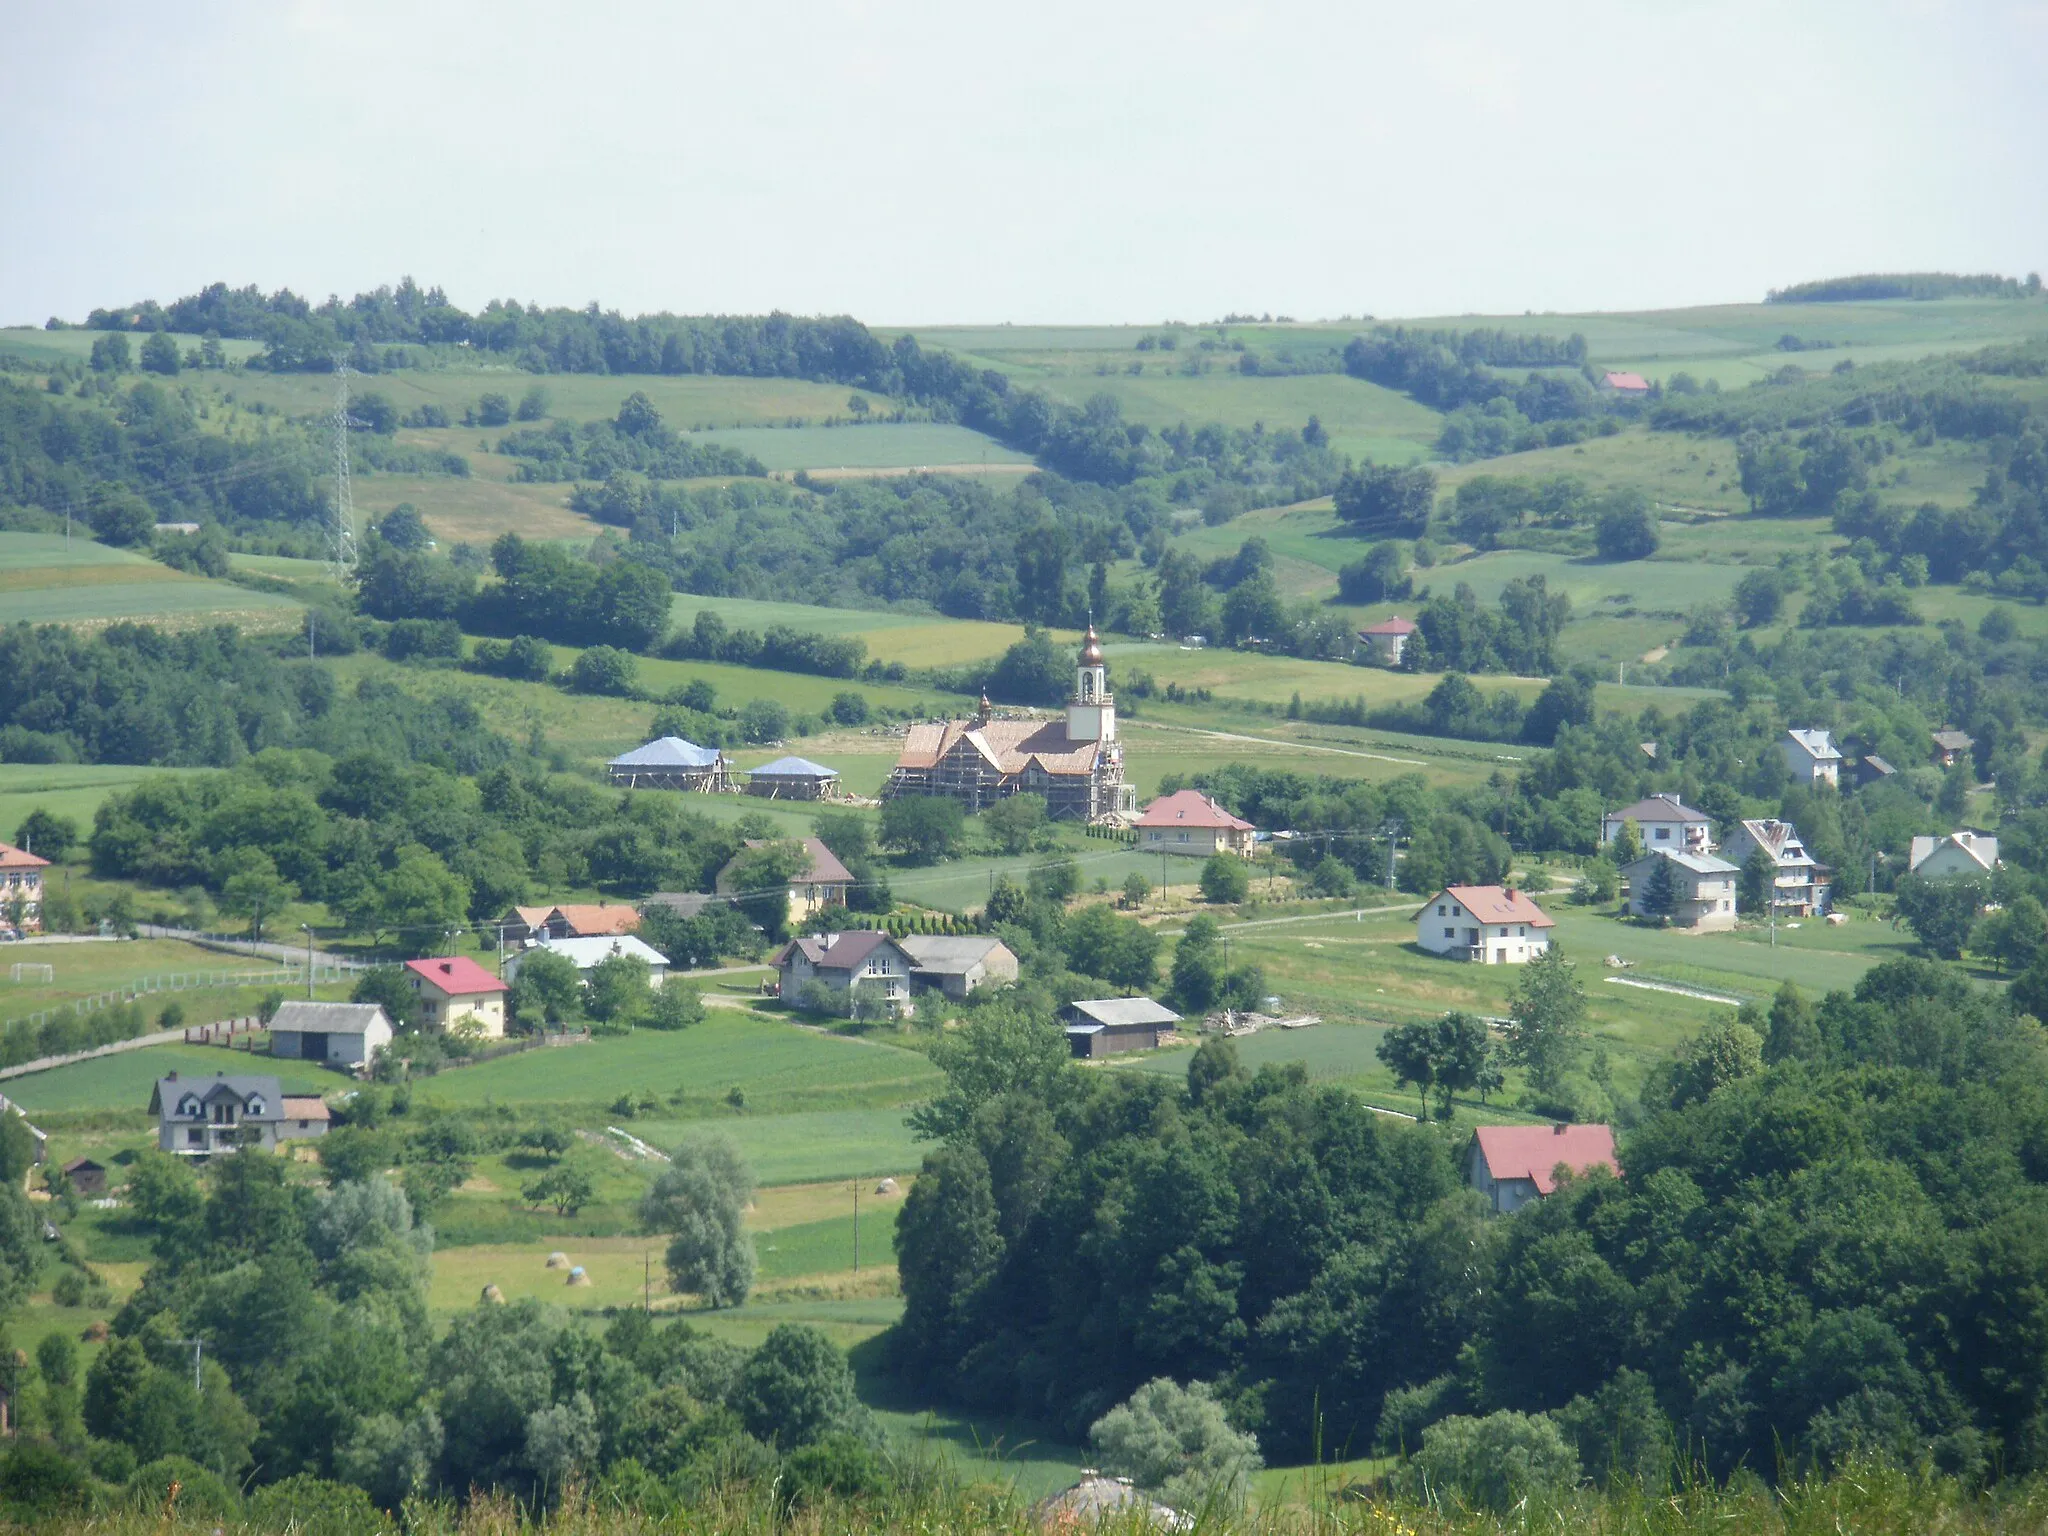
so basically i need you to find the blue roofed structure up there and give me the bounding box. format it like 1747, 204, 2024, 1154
745, 756, 843, 801
607, 737, 731, 790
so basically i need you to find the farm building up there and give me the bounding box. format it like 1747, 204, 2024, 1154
1601, 371, 1652, 393
1933, 729, 1976, 769
268, 1000, 394, 1071
543, 904, 640, 939
885, 627, 1134, 821
1909, 830, 1999, 878
280, 1097, 331, 1142
512, 934, 673, 990
1467, 1123, 1618, 1214
496, 905, 556, 944
150, 1072, 298, 1157
744, 756, 842, 801
1413, 885, 1554, 964
1136, 790, 1256, 858
402, 956, 510, 1038
1720, 818, 1830, 916
774, 931, 913, 1015
1064, 997, 1180, 1056
0, 842, 50, 936
1623, 849, 1739, 930
1782, 728, 1843, 787
715, 838, 853, 920
606, 736, 732, 791
1356, 615, 1417, 666
61, 1158, 105, 1197
897, 934, 1019, 999
1857, 754, 1897, 787
1601, 793, 1713, 855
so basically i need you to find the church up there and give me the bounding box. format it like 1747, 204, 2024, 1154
885, 626, 1135, 821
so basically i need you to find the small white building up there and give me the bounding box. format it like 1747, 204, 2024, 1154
1720, 818, 1829, 916
1782, 728, 1843, 788
1623, 848, 1739, 931
510, 935, 673, 991
1414, 885, 1554, 964
1357, 616, 1417, 666
1601, 793, 1713, 855
268, 1001, 393, 1071
1908, 830, 2000, 880
1135, 790, 1256, 858
1468, 1124, 1618, 1215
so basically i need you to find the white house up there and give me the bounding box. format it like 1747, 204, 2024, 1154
511, 935, 673, 990
1357, 616, 1417, 666
1135, 791, 1256, 858
1601, 793, 1713, 855
268, 1001, 393, 1071
1624, 848, 1739, 930
775, 930, 912, 1015
1467, 1124, 1618, 1215
403, 955, 511, 1038
1908, 831, 2000, 879
149, 1072, 292, 1157
1782, 728, 1843, 787
1720, 818, 1829, 916
1414, 885, 1555, 964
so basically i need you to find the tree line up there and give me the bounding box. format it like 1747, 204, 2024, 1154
1766, 271, 2043, 303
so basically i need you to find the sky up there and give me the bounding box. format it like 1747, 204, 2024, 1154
2, 0, 2044, 327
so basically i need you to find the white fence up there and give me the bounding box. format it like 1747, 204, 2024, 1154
2, 963, 354, 1037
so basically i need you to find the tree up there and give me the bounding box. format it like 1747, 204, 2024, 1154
351, 965, 421, 1028
373, 845, 470, 954
89, 333, 130, 373
1171, 913, 1230, 1012
1063, 904, 1163, 992
476, 392, 512, 426
1378, 1010, 1491, 1120
214, 847, 297, 940
522, 1160, 597, 1216
615, 391, 664, 436
1666, 1016, 1763, 1110
1762, 980, 1819, 1063
986, 628, 1072, 705
516, 385, 550, 422
1403, 1411, 1580, 1513
1594, 499, 1660, 561
510, 948, 583, 1028
1894, 875, 1984, 961
1636, 854, 1679, 923
569, 646, 637, 695
1121, 872, 1152, 909
1027, 855, 1081, 905
880, 795, 965, 864
13, 809, 77, 862
1733, 568, 1786, 626
980, 794, 1046, 855
1505, 946, 1586, 1096
1974, 893, 2047, 973
379, 504, 432, 551
138, 332, 181, 376
1611, 818, 1645, 868
1200, 855, 1251, 905
736, 1324, 867, 1449
641, 1138, 755, 1307
645, 982, 705, 1031
1739, 846, 1776, 914
1337, 541, 1413, 605
724, 839, 808, 941
828, 689, 869, 725
1089, 1378, 1263, 1512
1334, 461, 1436, 536
584, 952, 653, 1026
738, 697, 791, 743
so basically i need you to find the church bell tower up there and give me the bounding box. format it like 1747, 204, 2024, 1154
1066, 624, 1115, 743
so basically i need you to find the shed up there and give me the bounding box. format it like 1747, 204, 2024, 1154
61, 1157, 105, 1197
1063, 997, 1181, 1057
897, 934, 1020, 999
744, 756, 842, 801
268, 1000, 394, 1070
641, 892, 716, 921
278, 1096, 332, 1142
606, 736, 731, 791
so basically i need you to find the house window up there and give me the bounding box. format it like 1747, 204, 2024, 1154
1437, 905, 1446, 915
1177, 832, 1189, 842
187, 1129, 203, 1146
1655, 827, 1671, 840
1443, 927, 1455, 939
1518, 926, 1526, 937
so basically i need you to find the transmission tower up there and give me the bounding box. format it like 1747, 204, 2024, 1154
328, 362, 359, 580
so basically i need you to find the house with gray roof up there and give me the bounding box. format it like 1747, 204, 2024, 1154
606, 736, 731, 791
1601, 792, 1714, 855
1063, 997, 1181, 1057
773, 930, 913, 1016
1623, 848, 1740, 931
268, 1000, 393, 1071
744, 756, 842, 801
1783, 728, 1843, 787
149, 1072, 296, 1157
897, 934, 1019, 999
1909, 830, 1999, 879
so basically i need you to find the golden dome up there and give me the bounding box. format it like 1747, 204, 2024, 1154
1079, 625, 1104, 666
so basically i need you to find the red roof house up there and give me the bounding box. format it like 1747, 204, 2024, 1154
1602, 371, 1652, 393
1469, 1123, 1618, 1213
0, 842, 51, 935
1357, 615, 1419, 665
402, 956, 510, 1038
1136, 790, 1256, 858
1415, 885, 1555, 964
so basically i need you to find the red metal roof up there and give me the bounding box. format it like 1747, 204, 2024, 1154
1431, 885, 1555, 928
1136, 790, 1254, 831
403, 956, 508, 995
1358, 617, 1418, 636
1603, 371, 1652, 391
1474, 1123, 1617, 1194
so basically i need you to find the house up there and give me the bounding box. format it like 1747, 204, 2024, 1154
1720, 818, 1830, 916
1857, 754, 1897, 788
511, 935, 673, 990
774, 931, 913, 1015
278, 1096, 331, 1143
1467, 1123, 1619, 1215
267, 1000, 394, 1071
60, 1158, 105, 1197
1623, 849, 1739, 931
885, 627, 1134, 821
0, 842, 50, 935
402, 956, 511, 1038
641, 892, 716, 921
606, 736, 732, 791
497, 905, 557, 944
150, 1072, 290, 1156
1064, 997, 1182, 1057
1601, 793, 1713, 855
544, 903, 641, 940
1601, 371, 1652, 394
1908, 830, 1999, 879
715, 838, 853, 920
1782, 728, 1843, 788
897, 934, 1019, 999
744, 756, 842, 801
1357, 616, 1418, 666
1135, 791, 1256, 858
1933, 729, 1976, 769
1414, 885, 1554, 964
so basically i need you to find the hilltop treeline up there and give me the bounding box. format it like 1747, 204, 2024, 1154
1767, 271, 2043, 304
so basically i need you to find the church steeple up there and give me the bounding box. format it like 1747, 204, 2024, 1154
1067, 622, 1115, 744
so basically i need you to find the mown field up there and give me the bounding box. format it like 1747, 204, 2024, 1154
0, 532, 304, 629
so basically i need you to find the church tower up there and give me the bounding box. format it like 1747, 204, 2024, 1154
1066, 624, 1116, 743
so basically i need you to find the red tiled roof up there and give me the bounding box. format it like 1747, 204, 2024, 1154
895, 718, 1102, 777
1431, 885, 1555, 928
547, 904, 641, 937
1136, 790, 1254, 832
1604, 371, 1652, 391
1474, 1123, 1618, 1194
403, 956, 508, 995
0, 843, 50, 871
1358, 617, 1418, 636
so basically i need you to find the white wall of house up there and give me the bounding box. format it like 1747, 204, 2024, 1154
1415, 898, 1549, 964
1465, 1146, 1540, 1214
1913, 845, 1993, 879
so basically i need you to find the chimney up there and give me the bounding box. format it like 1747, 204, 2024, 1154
166, 1071, 177, 1082
1553, 1123, 1568, 1135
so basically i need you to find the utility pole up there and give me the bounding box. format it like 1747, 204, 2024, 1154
302, 925, 315, 997
170, 1338, 204, 1394
644, 1252, 652, 1315
852, 1177, 861, 1273
328, 361, 358, 582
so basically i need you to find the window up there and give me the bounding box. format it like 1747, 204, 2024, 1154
187, 1129, 203, 1146
1518, 926, 1527, 937
177, 1095, 201, 1117
244, 1096, 264, 1116
1497, 927, 1508, 938
1437, 904, 1447, 915
1443, 927, 1455, 939
1177, 831, 1189, 842
1655, 827, 1671, 840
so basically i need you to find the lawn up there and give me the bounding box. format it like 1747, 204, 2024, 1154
2, 1042, 334, 1113
0, 764, 191, 840
637, 1106, 926, 1185
667, 593, 1059, 669
0, 532, 303, 628
1045, 373, 1443, 464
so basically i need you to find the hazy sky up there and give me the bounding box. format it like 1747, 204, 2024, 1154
3, 1, 2044, 327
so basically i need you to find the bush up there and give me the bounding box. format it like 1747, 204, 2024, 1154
247, 1475, 388, 1536
782, 1431, 888, 1505
1200, 855, 1251, 904
126, 1455, 241, 1520
1088, 1377, 1263, 1511
1402, 1411, 1580, 1512
0, 1442, 94, 1519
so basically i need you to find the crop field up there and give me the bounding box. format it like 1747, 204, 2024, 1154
0, 763, 190, 837
0, 327, 265, 366
0, 532, 304, 629
352, 469, 595, 545
667, 593, 1056, 669
679, 423, 1028, 472
1044, 373, 1442, 464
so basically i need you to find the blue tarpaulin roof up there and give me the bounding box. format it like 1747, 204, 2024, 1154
749, 756, 838, 778
609, 736, 722, 769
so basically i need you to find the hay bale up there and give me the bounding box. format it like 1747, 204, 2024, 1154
481, 1284, 506, 1305
874, 1178, 899, 1196
566, 1266, 591, 1287
81, 1320, 109, 1342
544, 1251, 570, 1270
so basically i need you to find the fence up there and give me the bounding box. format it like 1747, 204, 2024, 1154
1, 963, 353, 1038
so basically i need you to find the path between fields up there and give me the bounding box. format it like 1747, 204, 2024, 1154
1155, 900, 1416, 937
1138, 722, 1430, 768
137, 924, 360, 971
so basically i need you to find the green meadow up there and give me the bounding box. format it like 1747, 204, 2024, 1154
0, 532, 303, 629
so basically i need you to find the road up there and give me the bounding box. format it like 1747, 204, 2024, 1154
138, 924, 361, 971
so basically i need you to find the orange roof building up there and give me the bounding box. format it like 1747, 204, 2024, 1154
545, 904, 641, 939
1468, 1124, 1618, 1214
1415, 884, 1554, 965
0, 842, 51, 935
1135, 790, 1256, 858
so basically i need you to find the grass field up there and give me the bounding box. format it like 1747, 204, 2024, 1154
0, 532, 304, 629
667, 593, 1057, 669
638, 1106, 926, 1185
1, 1041, 335, 1113
682, 423, 1028, 472
0, 764, 190, 839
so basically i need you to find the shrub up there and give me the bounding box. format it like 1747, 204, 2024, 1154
247, 1475, 388, 1536
1089, 1377, 1263, 1512
1402, 1410, 1580, 1512
126, 1455, 241, 1520
1200, 854, 1251, 904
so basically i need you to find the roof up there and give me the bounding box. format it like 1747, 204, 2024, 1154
280, 1096, 331, 1122
269, 1001, 391, 1037
1427, 885, 1556, 928
1603, 371, 1652, 391
1933, 729, 1975, 751
779, 930, 901, 973
608, 736, 723, 769
894, 717, 1102, 777
1034, 1477, 1186, 1530
403, 955, 509, 995
1861, 755, 1896, 776
1473, 1123, 1618, 1194
641, 892, 715, 920
1136, 790, 1254, 832
61, 1157, 103, 1174
149, 1073, 286, 1120
531, 934, 672, 970
1909, 832, 1999, 874
1786, 728, 1842, 761
1068, 997, 1182, 1027
503, 905, 555, 930
1358, 616, 1418, 636
0, 843, 49, 872
749, 755, 840, 779
547, 904, 641, 937
738, 837, 853, 888
1627, 848, 1739, 876
898, 935, 1013, 973
1733, 819, 1811, 863
1605, 793, 1709, 825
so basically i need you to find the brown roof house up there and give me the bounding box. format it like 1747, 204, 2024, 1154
1357, 615, 1418, 666
1135, 791, 1255, 859
775, 930, 914, 1016
885, 627, 1133, 821
715, 838, 853, 920
1414, 885, 1554, 964
1933, 729, 1976, 769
